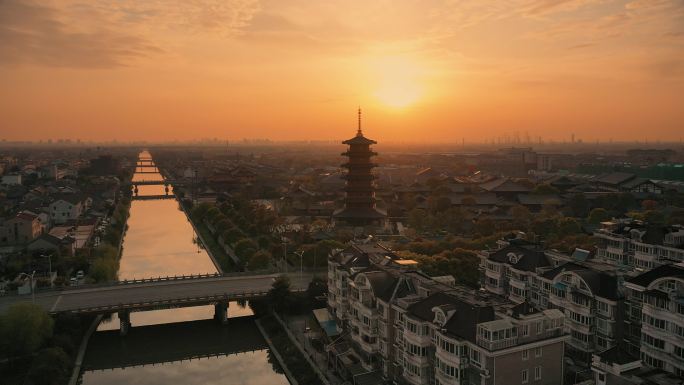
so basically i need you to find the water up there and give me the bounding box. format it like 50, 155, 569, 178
80, 151, 288, 385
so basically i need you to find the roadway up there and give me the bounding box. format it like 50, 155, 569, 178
0, 272, 316, 315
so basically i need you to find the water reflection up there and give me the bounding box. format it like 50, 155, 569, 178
80, 152, 288, 385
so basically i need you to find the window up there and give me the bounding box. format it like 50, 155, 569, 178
535, 347, 542, 358
522, 369, 529, 384
536, 322, 543, 333
522, 350, 529, 361
407, 321, 417, 334
534, 366, 541, 380
521, 324, 529, 337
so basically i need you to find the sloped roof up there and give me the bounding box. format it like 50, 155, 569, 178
627, 263, 684, 288
596, 172, 635, 186
479, 178, 532, 193
407, 292, 495, 343
487, 244, 550, 272
516, 194, 561, 206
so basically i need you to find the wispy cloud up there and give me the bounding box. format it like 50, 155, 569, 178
0, 0, 164, 68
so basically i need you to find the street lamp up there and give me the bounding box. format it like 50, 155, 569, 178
295, 250, 304, 282
19, 271, 36, 303
40, 253, 53, 287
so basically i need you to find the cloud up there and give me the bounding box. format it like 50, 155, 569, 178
0, 0, 162, 68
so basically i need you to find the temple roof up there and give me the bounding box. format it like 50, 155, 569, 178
343, 133, 377, 145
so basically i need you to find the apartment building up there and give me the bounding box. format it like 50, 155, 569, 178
623, 263, 684, 377
594, 220, 684, 269
479, 239, 626, 364
328, 242, 569, 385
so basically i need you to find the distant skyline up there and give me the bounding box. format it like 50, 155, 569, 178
1, 0, 682, 142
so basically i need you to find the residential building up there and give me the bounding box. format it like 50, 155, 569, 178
594, 220, 684, 269
479, 240, 626, 365
50, 194, 89, 224
624, 263, 684, 377
1, 174, 22, 185
328, 242, 569, 385
0, 211, 42, 245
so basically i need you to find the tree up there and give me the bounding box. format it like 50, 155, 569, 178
0, 303, 54, 359
475, 217, 496, 236
557, 217, 582, 237
644, 210, 665, 224
567, 194, 589, 218
587, 208, 610, 224
407, 208, 428, 232
533, 184, 560, 195
25, 347, 72, 385
268, 275, 293, 313
234, 238, 258, 260
641, 199, 658, 211
247, 250, 271, 270
90, 256, 118, 283
510, 205, 532, 229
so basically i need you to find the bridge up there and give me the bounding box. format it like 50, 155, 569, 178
81, 317, 268, 372
131, 194, 175, 201
0, 272, 314, 335
130, 180, 185, 186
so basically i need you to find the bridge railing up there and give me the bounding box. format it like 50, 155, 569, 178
59, 286, 307, 314
58, 269, 286, 292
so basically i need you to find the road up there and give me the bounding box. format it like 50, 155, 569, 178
0, 272, 316, 314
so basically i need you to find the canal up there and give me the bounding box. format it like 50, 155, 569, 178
79, 151, 289, 385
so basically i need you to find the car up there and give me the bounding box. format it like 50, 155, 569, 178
70, 278, 78, 286
76, 270, 84, 279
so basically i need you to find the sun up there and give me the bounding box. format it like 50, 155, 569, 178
375, 80, 422, 108
369, 54, 425, 109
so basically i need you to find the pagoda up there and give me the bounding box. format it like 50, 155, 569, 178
333, 109, 386, 226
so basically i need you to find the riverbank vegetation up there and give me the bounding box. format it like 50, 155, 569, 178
0, 303, 92, 385
87, 195, 131, 283
191, 198, 343, 272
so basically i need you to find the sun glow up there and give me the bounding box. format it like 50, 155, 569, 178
369, 55, 425, 109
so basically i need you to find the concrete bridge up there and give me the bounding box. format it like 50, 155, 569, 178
131, 194, 176, 201
0, 272, 314, 335
131, 180, 185, 186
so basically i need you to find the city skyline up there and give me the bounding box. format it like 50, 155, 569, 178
1, 0, 683, 142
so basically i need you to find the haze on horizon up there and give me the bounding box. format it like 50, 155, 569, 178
0, 0, 682, 143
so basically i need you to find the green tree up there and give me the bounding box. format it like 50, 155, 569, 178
90, 256, 118, 282
475, 217, 495, 236
248, 250, 271, 270
235, 238, 258, 259
587, 208, 610, 224
407, 208, 428, 232
510, 205, 532, 229
25, 347, 72, 385
533, 184, 560, 195
567, 194, 589, 218
268, 275, 293, 313
0, 303, 54, 359
557, 217, 582, 237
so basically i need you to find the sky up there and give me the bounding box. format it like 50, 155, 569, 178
0, 0, 682, 143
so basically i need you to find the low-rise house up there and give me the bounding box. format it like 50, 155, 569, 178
0, 212, 42, 245
1, 174, 22, 185
49, 194, 90, 224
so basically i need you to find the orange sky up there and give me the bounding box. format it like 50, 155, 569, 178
0, 0, 682, 142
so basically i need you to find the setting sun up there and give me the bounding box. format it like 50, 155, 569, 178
369, 55, 425, 109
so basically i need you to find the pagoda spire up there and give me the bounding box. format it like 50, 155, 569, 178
357, 107, 362, 136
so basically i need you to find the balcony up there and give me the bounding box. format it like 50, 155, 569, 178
476, 336, 518, 351
435, 370, 459, 385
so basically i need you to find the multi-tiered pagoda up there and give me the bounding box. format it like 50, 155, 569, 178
333, 109, 386, 226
